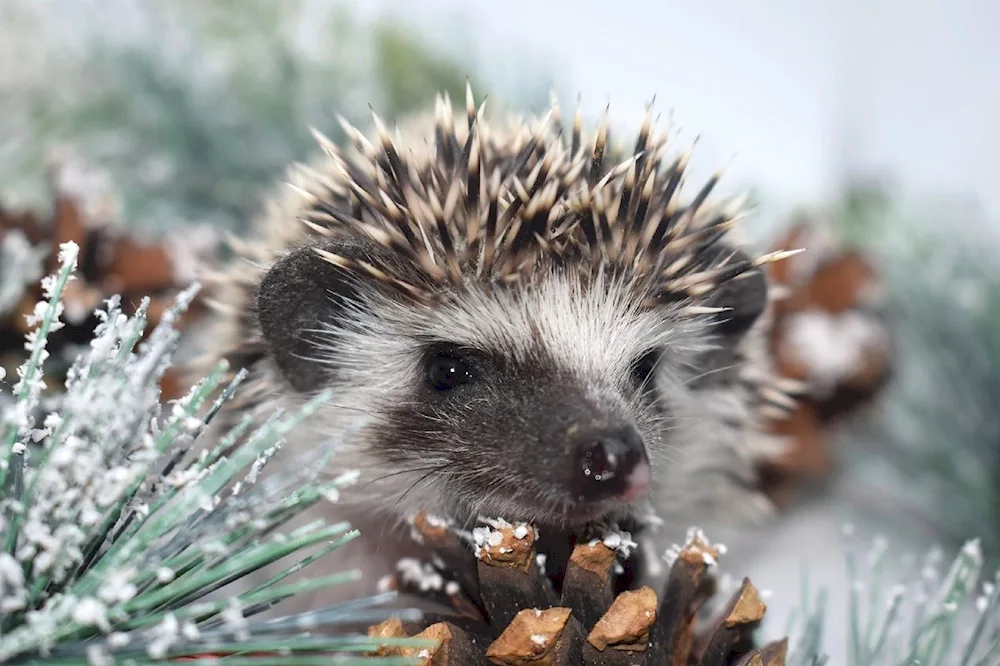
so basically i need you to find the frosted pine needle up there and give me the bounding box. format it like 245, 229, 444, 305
0, 230, 47, 317
786, 533, 1000, 666
0, 244, 431, 663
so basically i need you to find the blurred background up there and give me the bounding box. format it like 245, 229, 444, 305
1, 0, 997, 657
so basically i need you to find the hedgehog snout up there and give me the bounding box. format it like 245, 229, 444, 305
569, 425, 650, 504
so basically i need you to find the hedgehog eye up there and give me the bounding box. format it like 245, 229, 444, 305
426, 351, 473, 391
630, 349, 660, 392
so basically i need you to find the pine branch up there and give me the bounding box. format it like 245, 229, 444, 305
786, 531, 1000, 666
0, 242, 431, 664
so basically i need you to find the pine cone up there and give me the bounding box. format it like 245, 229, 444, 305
759, 217, 893, 504
368, 514, 788, 665
0, 158, 217, 400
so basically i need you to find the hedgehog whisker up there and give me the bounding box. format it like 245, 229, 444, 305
375, 464, 451, 552
679, 361, 742, 387
361, 464, 452, 490
308, 401, 387, 416
465, 468, 587, 527
393, 465, 451, 513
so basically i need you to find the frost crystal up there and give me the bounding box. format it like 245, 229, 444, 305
662, 526, 724, 570
396, 557, 449, 593
86, 644, 113, 666
146, 613, 180, 659
0, 230, 47, 315
589, 527, 639, 560
221, 599, 249, 641
472, 523, 508, 557
71, 598, 110, 632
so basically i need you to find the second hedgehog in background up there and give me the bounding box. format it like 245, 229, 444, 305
197, 85, 801, 609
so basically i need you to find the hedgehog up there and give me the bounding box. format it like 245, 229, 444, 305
195, 85, 801, 613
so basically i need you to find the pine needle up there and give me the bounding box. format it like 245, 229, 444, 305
0, 242, 431, 663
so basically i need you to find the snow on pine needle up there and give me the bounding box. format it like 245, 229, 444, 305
0, 242, 431, 664
785, 530, 1000, 666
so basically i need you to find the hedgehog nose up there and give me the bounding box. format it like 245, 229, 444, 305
571, 426, 650, 503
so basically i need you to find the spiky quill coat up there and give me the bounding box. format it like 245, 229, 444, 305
194, 87, 800, 612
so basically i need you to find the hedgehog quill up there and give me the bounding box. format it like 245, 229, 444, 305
199, 85, 804, 612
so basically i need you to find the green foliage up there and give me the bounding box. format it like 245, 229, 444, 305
0, 243, 430, 664
370, 22, 470, 121
787, 534, 1000, 666
795, 183, 1000, 562
862, 221, 1000, 558
0, 0, 546, 234
827, 178, 896, 247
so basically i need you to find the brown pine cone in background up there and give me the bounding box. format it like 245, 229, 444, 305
0, 157, 217, 401
758, 217, 894, 505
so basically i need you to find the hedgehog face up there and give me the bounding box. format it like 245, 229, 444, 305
392, 339, 654, 525
233, 91, 793, 533
361, 273, 682, 528
255, 236, 768, 530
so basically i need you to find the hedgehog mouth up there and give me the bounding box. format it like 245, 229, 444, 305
567, 493, 647, 525
560, 504, 627, 528
482, 455, 653, 530
497, 488, 650, 533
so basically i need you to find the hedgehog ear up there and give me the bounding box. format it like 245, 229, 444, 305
703, 245, 769, 339
256, 239, 380, 393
